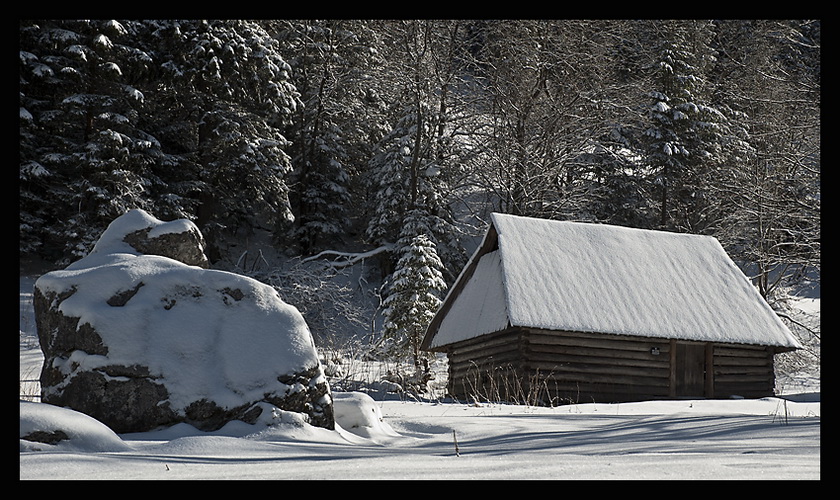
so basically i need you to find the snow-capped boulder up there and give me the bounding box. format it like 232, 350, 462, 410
33, 209, 333, 433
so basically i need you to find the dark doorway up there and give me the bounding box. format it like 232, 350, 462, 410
675, 343, 706, 397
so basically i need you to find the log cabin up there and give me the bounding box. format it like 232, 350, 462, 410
421, 213, 801, 405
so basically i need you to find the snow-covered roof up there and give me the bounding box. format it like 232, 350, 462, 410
423, 213, 801, 351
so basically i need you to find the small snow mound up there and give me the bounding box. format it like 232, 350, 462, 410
19, 401, 130, 452
332, 391, 400, 439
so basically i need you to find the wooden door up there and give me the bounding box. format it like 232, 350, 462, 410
675, 342, 706, 397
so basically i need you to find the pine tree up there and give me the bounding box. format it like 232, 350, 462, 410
138, 20, 302, 235
288, 122, 351, 253
19, 20, 162, 260
365, 103, 428, 246
638, 20, 729, 232
19, 20, 303, 263
270, 20, 366, 253
381, 231, 447, 364
365, 102, 464, 279
363, 21, 470, 278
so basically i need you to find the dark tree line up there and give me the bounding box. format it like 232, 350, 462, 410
20, 19, 819, 313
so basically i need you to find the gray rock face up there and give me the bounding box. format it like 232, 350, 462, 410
34, 209, 333, 433
123, 224, 209, 268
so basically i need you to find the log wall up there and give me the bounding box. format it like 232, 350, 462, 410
446, 328, 527, 404
444, 328, 778, 404
522, 328, 672, 404
711, 343, 775, 398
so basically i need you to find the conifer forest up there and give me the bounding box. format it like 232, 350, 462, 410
19, 20, 820, 362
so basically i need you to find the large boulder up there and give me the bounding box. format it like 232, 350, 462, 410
34, 209, 333, 433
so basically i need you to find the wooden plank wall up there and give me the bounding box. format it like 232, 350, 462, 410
522, 329, 672, 404
445, 329, 778, 404
712, 343, 775, 398
446, 328, 672, 405
446, 329, 527, 404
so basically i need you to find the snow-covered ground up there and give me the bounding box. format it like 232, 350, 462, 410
19, 275, 820, 480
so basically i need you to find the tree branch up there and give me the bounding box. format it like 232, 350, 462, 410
301, 244, 394, 268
